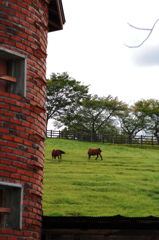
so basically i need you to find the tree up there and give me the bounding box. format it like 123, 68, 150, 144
119, 105, 148, 143
46, 72, 89, 126
134, 99, 159, 143
57, 94, 127, 141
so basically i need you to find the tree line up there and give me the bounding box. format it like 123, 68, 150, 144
47, 72, 159, 143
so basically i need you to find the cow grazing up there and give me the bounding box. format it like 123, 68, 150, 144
52, 149, 65, 160
88, 148, 103, 160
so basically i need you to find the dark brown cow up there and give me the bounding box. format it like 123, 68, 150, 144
88, 148, 103, 160
52, 149, 65, 160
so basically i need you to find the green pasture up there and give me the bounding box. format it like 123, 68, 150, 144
43, 138, 159, 217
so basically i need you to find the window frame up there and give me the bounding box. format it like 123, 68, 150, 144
0, 47, 27, 96
0, 181, 23, 229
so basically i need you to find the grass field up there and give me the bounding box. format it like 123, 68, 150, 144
43, 138, 159, 217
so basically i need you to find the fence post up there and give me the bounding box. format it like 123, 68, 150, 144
140, 135, 143, 145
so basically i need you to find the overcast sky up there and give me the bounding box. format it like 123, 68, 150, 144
46, 0, 159, 108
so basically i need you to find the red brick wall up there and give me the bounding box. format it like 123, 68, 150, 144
0, 0, 49, 239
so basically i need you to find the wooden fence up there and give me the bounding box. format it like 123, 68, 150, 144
47, 130, 158, 145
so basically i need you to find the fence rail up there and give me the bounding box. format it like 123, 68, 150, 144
47, 130, 159, 145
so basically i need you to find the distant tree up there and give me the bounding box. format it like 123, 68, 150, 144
119, 105, 148, 143
46, 72, 89, 126
134, 99, 159, 143
58, 94, 127, 140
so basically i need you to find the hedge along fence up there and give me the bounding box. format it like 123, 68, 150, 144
47, 130, 159, 145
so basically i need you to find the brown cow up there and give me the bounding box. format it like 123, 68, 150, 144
88, 148, 103, 160
52, 149, 65, 160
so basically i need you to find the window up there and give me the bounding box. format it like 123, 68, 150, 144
0, 47, 26, 96
0, 182, 23, 229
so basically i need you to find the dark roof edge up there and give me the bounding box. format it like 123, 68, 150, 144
42, 216, 159, 230
58, 0, 66, 25
48, 0, 66, 32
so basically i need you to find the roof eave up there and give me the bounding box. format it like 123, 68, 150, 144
48, 0, 66, 32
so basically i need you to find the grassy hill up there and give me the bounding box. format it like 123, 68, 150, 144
43, 138, 159, 217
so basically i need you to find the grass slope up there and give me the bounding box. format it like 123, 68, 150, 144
43, 138, 159, 217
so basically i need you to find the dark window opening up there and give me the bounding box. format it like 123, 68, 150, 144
0, 48, 26, 96
0, 182, 23, 229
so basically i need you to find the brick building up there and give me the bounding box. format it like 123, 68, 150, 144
0, 0, 65, 239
